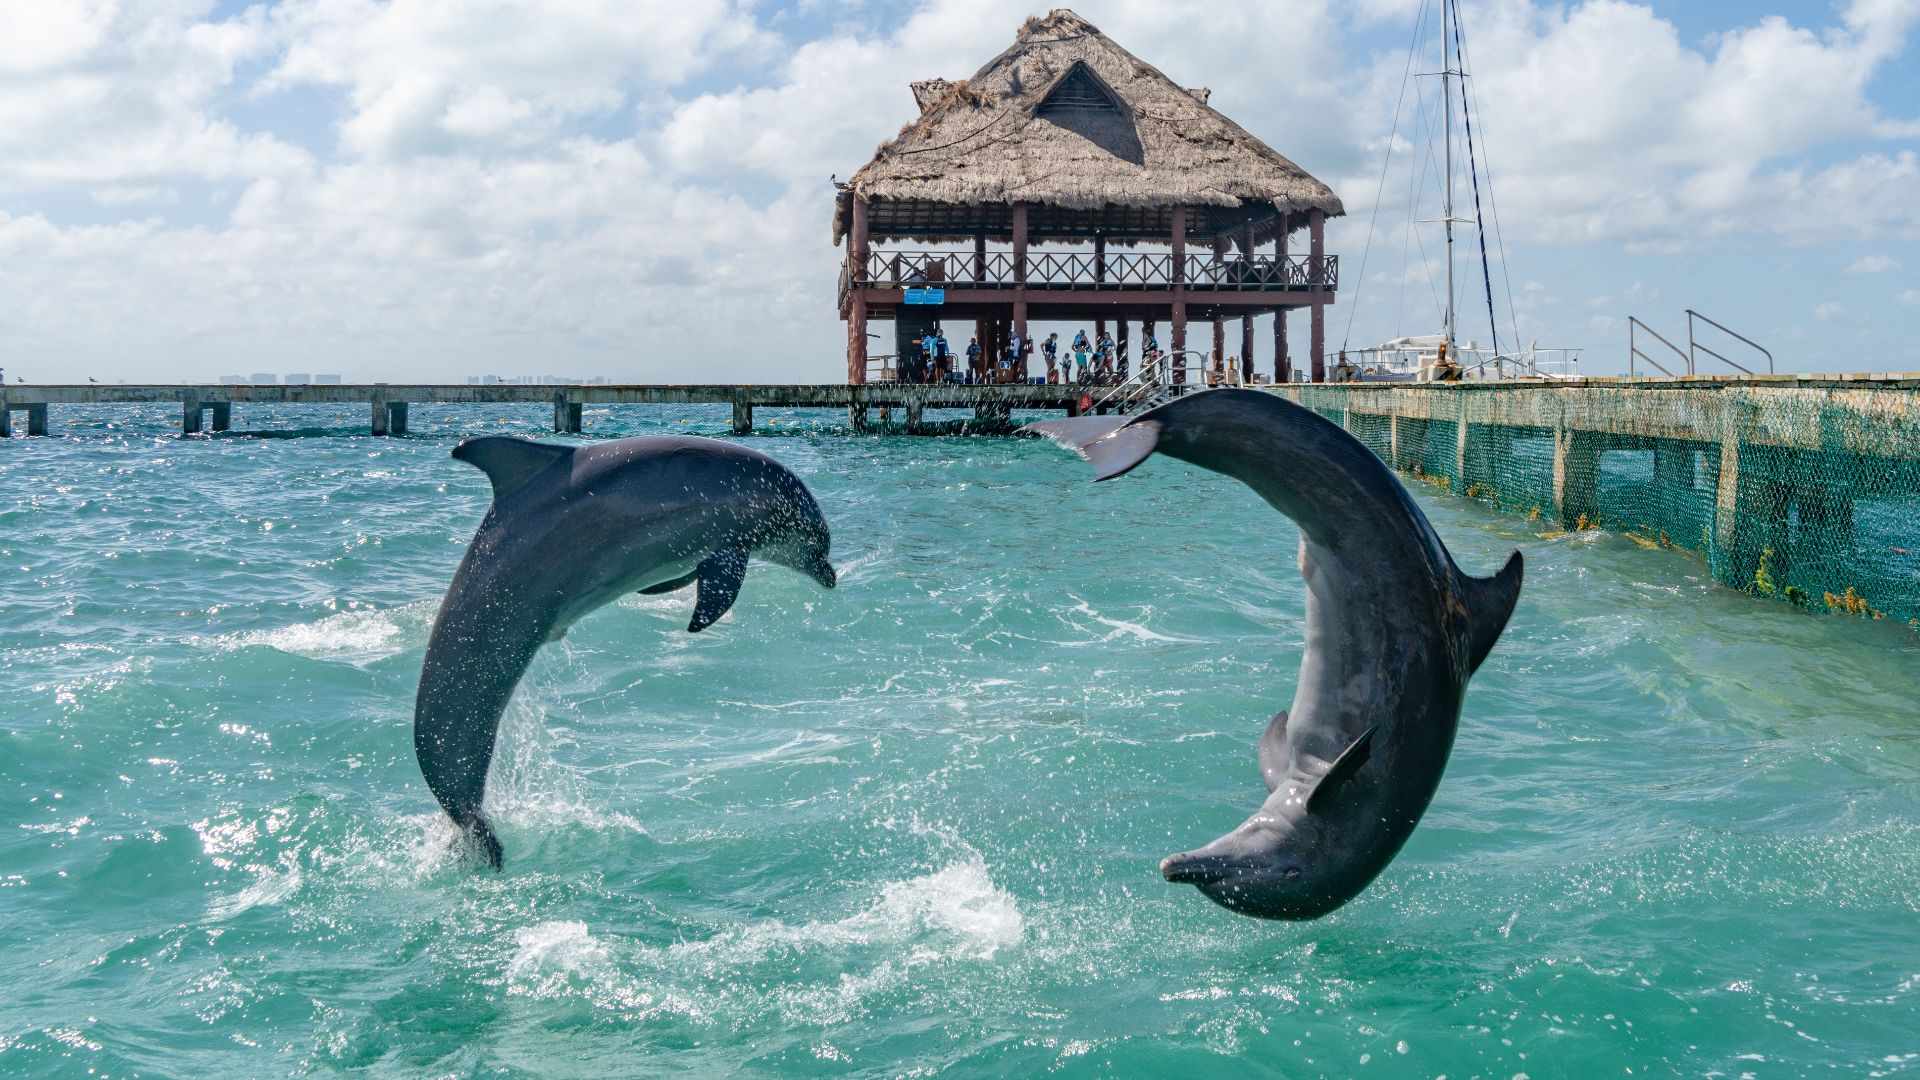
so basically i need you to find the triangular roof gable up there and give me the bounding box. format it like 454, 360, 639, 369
1034, 60, 1125, 117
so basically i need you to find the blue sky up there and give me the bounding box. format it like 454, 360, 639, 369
1, 0, 1915, 383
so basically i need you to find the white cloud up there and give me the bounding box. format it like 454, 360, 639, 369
0, 3, 311, 190
1815, 301, 1845, 321
266, 0, 774, 158
1901, 289, 1920, 305
1848, 254, 1900, 273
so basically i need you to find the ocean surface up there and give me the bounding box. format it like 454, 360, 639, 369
3, 402, 1918, 1079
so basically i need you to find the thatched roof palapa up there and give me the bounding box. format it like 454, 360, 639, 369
835, 8, 1344, 247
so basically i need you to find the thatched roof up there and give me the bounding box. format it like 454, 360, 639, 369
834, 9, 1344, 246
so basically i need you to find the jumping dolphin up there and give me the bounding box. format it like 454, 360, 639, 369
1024, 389, 1521, 920
414, 435, 837, 868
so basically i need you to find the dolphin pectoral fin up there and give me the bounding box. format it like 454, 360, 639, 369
1460, 550, 1525, 672
1020, 418, 1165, 481
689, 547, 748, 633
1305, 724, 1376, 815
1259, 710, 1289, 793
452, 436, 575, 501
639, 571, 698, 595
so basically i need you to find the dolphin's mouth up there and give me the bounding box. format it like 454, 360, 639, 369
1159, 852, 1241, 886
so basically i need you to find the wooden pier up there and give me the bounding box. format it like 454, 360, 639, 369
0, 382, 1096, 438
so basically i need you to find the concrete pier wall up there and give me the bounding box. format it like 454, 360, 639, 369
1275, 376, 1920, 626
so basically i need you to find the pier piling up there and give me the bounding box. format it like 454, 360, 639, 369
24, 404, 48, 437
182, 394, 202, 435
553, 394, 583, 434
731, 395, 753, 435
209, 402, 230, 433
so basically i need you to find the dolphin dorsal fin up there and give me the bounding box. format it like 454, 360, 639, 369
452, 437, 574, 501
1305, 724, 1375, 815
1259, 710, 1289, 793
1460, 550, 1524, 673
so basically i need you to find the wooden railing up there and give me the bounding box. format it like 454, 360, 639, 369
851, 250, 1338, 291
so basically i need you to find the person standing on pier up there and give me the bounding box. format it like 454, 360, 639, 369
934, 328, 950, 384
1043, 333, 1059, 382
965, 337, 981, 384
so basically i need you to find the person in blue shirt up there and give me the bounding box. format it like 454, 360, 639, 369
1042, 333, 1059, 381
934, 329, 950, 381
964, 337, 981, 384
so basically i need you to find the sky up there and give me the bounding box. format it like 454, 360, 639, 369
1, 0, 1917, 384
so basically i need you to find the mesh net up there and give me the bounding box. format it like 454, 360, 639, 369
1281, 381, 1920, 628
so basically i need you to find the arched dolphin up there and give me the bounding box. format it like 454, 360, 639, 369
1024, 389, 1521, 920
414, 435, 837, 868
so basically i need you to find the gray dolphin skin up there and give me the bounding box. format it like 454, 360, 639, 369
1023, 389, 1522, 920
414, 435, 836, 868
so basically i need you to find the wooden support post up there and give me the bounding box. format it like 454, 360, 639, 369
1454, 392, 1470, 485
1241, 316, 1255, 383
1552, 426, 1603, 528
1170, 207, 1186, 384
1012, 203, 1028, 285
1212, 314, 1225, 371
731, 394, 753, 435
1013, 297, 1029, 381
1171, 300, 1187, 383
1309, 209, 1327, 382
209, 402, 230, 432
27, 403, 49, 437
905, 401, 924, 433
183, 393, 202, 435
1117, 320, 1129, 376
848, 196, 870, 385
974, 230, 987, 284
848, 397, 869, 434
1274, 217, 1291, 383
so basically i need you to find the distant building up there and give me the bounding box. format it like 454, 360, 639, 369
284, 373, 311, 385
249, 373, 277, 385
313, 374, 342, 385
219, 375, 245, 384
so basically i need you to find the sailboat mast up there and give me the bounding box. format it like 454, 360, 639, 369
1441, 0, 1456, 350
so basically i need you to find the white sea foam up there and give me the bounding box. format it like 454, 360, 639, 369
1064, 597, 1202, 645
215, 600, 436, 665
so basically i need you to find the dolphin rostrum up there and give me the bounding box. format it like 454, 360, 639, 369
1024, 389, 1522, 919
414, 435, 836, 868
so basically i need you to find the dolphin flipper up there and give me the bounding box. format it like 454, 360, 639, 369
1460, 550, 1524, 673
690, 547, 748, 632
1259, 710, 1289, 793
1304, 724, 1376, 815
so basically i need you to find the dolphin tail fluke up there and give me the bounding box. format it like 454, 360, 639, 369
464, 815, 504, 870
1460, 550, 1524, 673
1019, 417, 1164, 481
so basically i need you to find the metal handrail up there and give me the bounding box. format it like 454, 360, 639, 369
1629, 316, 1686, 377
1687, 309, 1772, 375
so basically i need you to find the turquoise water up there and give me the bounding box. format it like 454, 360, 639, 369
4, 403, 1918, 1078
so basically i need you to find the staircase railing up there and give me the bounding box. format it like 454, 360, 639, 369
1628, 316, 1687, 377
1687, 309, 1773, 375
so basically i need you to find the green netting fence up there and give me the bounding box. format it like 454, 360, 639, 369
1279, 380, 1920, 628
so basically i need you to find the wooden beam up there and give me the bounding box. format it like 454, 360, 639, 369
1012, 203, 1028, 285
1309, 209, 1327, 382
849, 197, 871, 384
